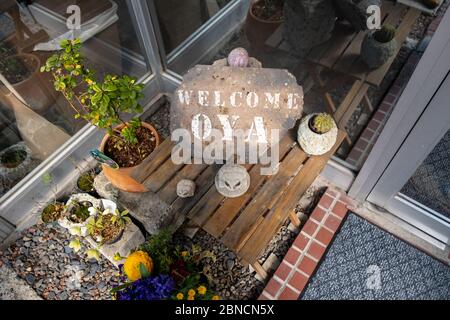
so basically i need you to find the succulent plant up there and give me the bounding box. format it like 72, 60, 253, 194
422, 0, 440, 9
374, 24, 396, 43
311, 113, 335, 134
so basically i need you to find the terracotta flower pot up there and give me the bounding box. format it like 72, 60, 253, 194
99, 122, 160, 193
6, 53, 54, 114
245, 0, 284, 52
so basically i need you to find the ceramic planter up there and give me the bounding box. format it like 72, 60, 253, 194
361, 32, 397, 69
283, 0, 336, 55
297, 114, 338, 156
245, 0, 284, 51
91, 199, 124, 245
59, 193, 101, 236
0, 142, 34, 191
6, 53, 54, 115
99, 122, 160, 193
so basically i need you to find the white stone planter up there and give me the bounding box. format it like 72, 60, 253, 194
361, 32, 397, 69
0, 142, 34, 192
297, 114, 338, 156
59, 193, 101, 236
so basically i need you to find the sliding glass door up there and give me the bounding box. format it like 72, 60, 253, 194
367, 72, 450, 247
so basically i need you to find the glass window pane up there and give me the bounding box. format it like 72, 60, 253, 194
194, 0, 446, 168
400, 130, 450, 219
0, 0, 150, 198
153, 0, 233, 54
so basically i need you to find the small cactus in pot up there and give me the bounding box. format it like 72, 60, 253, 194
310, 113, 335, 134
361, 24, 397, 69
422, 0, 440, 9
298, 113, 338, 156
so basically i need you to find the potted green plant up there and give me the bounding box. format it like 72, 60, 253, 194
297, 113, 338, 155
361, 24, 397, 69
41, 39, 160, 192
87, 209, 131, 245
0, 42, 53, 114
76, 168, 99, 196
245, 0, 285, 50
40, 172, 66, 225
59, 193, 101, 236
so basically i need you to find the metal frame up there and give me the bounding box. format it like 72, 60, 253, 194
166, 0, 250, 74
367, 72, 450, 246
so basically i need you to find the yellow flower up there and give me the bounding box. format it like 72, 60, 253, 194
188, 289, 196, 297
123, 251, 153, 281
212, 295, 220, 300
198, 286, 207, 295
176, 293, 184, 300
181, 251, 189, 257
187, 296, 195, 301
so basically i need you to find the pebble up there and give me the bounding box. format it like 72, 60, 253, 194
1, 224, 120, 300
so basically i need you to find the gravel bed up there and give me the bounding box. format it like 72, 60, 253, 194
0, 224, 121, 300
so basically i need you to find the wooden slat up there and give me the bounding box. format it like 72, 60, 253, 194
202, 134, 297, 237
338, 84, 369, 129
130, 138, 173, 183
238, 131, 347, 263
334, 80, 365, 123
171, 164, 222, 216
157, 163, 207, 205
265, 24, 284, 49
221, 146, 308, 251
318, 22, 359, 68
188, 163, 254, 227
144, 157, 184, 193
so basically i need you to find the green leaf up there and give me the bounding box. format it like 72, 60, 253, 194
86, 249, 101, 261
69, 239, 82, 253
138, 263, 151, 278
91, 92, 103, 104
102, 83, 117, 92
92, 84, 102, 93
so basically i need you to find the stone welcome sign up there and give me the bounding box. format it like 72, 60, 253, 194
171, 64, 304, 173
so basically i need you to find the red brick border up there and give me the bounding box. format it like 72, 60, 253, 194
346, 1, 449, 169
258, 188, 351, 300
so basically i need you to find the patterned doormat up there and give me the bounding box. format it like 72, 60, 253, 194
301, 214, 450, 300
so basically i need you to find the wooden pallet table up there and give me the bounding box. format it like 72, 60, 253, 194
129, 130, 346, 277
266, 1, 420, 145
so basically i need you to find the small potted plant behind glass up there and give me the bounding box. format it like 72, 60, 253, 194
0, 42, 54, 114
361, 24, 397, 69
40, 172, 66, 225
297, 113, 338, 156
41, 39, 160, 192
245, 0, 285, 50
76, 168, 99, 196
